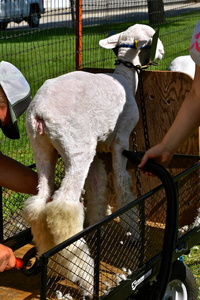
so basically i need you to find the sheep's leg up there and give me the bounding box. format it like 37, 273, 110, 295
111, 142, 140, 240
24, 135, 58, 256
45, 142, 97, 240
45, 201, 94, 297
24, 134, 58, 221
84, 155, 108, 226
44, 145, 96, 296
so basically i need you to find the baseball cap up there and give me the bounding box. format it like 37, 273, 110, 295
190, 20, 200, 66
0, 61, 31, 139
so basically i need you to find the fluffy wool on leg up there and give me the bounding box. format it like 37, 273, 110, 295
45, 200, 85, 243
29, 213, 55, 256
45, 200, 94, 296
24, 195, 47, 223
25, 198, 94, 296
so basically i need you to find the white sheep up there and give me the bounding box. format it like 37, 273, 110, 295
168, 55, 195, 79
24, 24, 164, 298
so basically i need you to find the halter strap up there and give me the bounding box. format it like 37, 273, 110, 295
114, 59, 140, 70
114, 59, 158, 70
117, 41, 151, 50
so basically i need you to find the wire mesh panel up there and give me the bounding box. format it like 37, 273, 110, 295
43, 202, 165, 299
35, 163, 199, 300
144, 166, 200, 230
2, 189, 29, 240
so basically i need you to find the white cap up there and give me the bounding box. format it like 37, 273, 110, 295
0, 61, 31, 139
190, 20, 200, 66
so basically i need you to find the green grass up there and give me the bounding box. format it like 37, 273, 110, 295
183, 246, 200, 299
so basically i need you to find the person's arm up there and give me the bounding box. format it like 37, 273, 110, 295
0, 153, 38, 272
0, 152, 38, 194
0, 244, 16, 272
139, 64, 200, 169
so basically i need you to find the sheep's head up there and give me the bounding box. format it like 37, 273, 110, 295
99, 24, 164, 67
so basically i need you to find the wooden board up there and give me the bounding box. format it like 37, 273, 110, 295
84, 69, 199, 227
83, 68, 198, 160
132, 70, 199, 226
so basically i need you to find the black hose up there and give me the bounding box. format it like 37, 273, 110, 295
122, 150, 178, 300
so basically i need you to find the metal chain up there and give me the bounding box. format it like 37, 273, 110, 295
132, 68, 151, 197
138, 69, 150, 151
135, 164, 142, 198
131, 131, 142, 197
115, 60, 152, 197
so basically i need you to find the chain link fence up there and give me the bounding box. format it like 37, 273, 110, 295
0, 0, 199, 164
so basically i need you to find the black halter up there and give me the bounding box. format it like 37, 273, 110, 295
114, 59, 141, 71
114, 59, 157, 71
117, 43, 151, 50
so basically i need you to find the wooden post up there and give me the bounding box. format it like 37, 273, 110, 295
76, 0, 82, 70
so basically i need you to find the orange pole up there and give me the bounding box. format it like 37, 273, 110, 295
76, 0, 82, 70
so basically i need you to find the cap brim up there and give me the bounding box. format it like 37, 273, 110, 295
0, 61, 31, 140
2, 121, 20, 139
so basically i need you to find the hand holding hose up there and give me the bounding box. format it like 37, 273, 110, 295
138, 143, 173, 175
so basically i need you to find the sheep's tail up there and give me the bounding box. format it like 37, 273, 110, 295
34, 117, 45, 135
27, 115, 45, 136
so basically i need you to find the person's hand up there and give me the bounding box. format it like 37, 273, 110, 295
138, 143, 173, 176
0, 244, 16, 272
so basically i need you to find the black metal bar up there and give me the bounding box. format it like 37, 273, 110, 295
94, 227, 101, 299
174, 226, 200, 259
138, 200, 145, 267
40, 255, 49, 300
3, 228, 32, 251
122, 150, 178, 300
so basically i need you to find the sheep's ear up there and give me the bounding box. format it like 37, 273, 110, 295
150, 29, 160, 61
137, 29, 159, 52
150, 29, 164, 61
99, 33, 121, 49
137, 39, 150, 50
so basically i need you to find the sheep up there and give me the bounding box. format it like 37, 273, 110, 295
168, 55, 195, 79
24, 23, 164, 298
